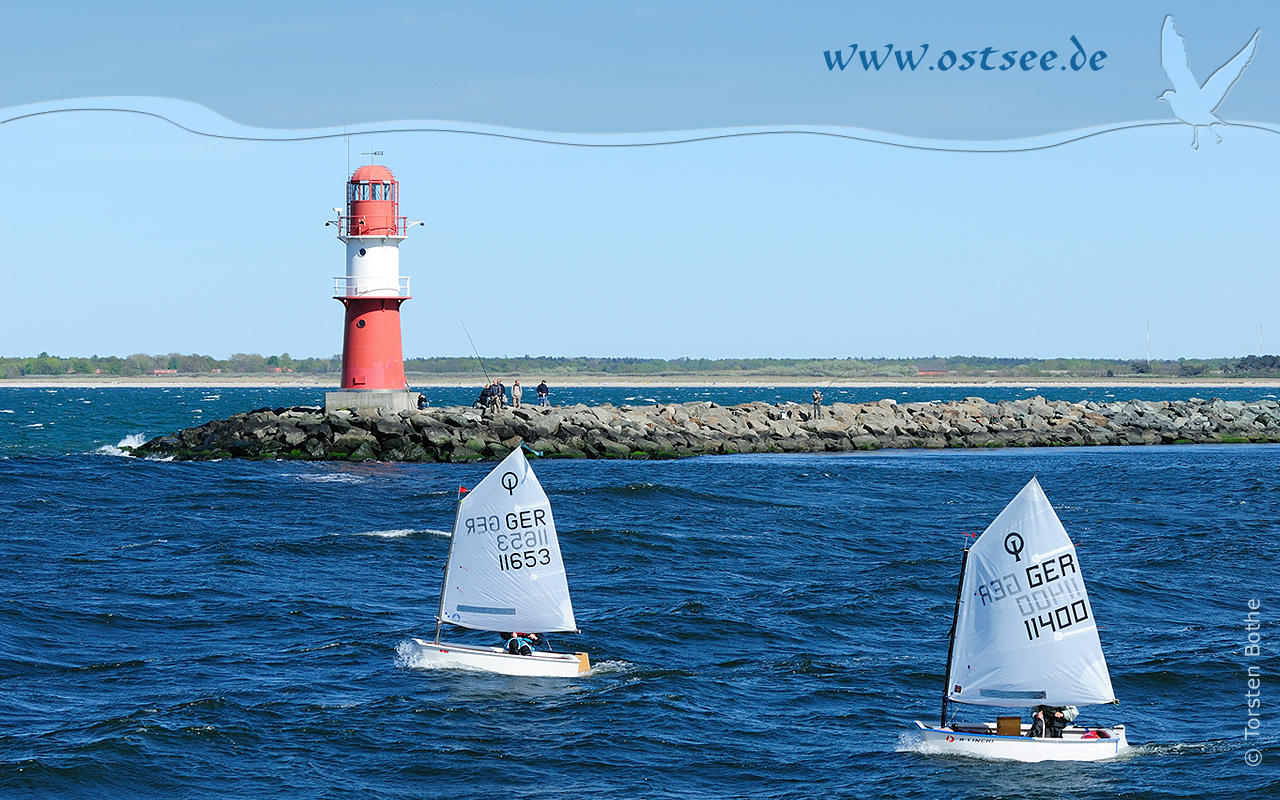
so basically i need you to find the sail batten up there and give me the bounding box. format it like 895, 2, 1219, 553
945, 478, 1116, 709
437, 449, 577, 634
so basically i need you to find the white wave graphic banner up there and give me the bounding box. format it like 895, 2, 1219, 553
6, 97, 1279, 153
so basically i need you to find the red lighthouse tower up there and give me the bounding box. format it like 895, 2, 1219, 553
324, 163, 419, 414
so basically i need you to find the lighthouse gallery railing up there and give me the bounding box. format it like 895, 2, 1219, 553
333, 276, 412, 298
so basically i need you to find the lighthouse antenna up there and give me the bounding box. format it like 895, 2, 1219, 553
361, 150, 384, 165
458, 316, 491, 384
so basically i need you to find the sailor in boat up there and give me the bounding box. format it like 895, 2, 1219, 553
502, 632, 541, 656
1028, 705, 1077, 738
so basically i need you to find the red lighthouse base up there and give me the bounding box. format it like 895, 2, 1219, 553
339, 298, 408, 389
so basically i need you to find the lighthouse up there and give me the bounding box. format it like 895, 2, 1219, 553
323, 162, 420, 414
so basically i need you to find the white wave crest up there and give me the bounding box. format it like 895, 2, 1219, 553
117, 538, 169, 550
295, 474, 368, 485
358, 527, 451, 539
359, 528, 414, 539
97, 433, 148, 457
118, 433, 147, 448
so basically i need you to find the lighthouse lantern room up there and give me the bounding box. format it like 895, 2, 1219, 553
323, 163, 419, 415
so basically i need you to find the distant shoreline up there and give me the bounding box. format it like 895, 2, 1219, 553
3, 375, 1280, 390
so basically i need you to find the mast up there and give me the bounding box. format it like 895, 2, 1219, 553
940, 544, 970, 727
434, 488, 466, 644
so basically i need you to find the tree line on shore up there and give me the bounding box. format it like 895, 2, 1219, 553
4, 352, 1280, 379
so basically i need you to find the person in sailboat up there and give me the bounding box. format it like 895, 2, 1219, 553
1028, 705, 1077, 738
501, 631, 541, 656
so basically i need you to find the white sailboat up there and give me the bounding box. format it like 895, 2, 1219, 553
913, 477, 1129, 761
411, 447, 590, 677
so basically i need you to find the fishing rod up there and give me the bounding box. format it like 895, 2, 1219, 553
811, 373, 841, 400
458, 316, 491, 384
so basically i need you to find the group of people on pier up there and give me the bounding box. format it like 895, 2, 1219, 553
476, 379, 550, 411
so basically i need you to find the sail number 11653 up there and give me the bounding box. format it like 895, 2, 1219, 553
499, 549, 551, 571
497, 529, 551, 571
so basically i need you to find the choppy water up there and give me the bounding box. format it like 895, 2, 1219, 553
1, 388, 1277, 798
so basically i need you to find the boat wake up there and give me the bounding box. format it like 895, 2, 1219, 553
1125, 739, 1230, 757
581, 659, 632, 676
896, 730, 1007, 762
394, 640, 491, 672
895, 730, 933, 756
394, 639, 432, 670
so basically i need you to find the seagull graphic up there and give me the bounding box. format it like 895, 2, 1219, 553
1159, 15, 1260, 149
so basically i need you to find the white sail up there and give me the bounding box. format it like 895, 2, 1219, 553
946, 478, 1116, 708
437, 448, 578, 633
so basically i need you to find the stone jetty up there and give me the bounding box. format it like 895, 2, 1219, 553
127, 396, 1280, 462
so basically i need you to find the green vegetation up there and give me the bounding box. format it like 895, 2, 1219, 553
3, 352, 1280, 380
0, 352, 337, 378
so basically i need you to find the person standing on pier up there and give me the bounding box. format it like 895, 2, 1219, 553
812, 388, 823, 420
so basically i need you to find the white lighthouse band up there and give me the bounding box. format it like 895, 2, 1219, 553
334, 234, 411, 298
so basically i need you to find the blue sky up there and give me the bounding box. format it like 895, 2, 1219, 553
2, 2, 1277, 360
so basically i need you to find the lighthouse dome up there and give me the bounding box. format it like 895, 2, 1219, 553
349, 164, 397, 184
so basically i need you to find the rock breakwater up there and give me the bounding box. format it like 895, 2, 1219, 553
128, 396, 1280, 462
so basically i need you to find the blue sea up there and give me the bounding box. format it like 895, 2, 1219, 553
1, 386, 1276, 799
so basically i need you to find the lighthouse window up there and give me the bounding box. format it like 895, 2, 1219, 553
356, 319, 366, 328
358, 248, 367, 257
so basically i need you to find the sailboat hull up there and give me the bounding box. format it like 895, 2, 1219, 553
912, 721, 1128, 762
411, 638, 590, 678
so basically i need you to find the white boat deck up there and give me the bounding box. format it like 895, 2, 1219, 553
913, 720, 1128, 762
412, 638, 590, 678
